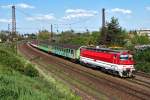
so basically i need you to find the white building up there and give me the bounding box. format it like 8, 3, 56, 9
137, 29, 150, 38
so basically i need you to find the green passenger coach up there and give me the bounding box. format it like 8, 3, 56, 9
51, 44, 81, 60
33, 40, 82, 60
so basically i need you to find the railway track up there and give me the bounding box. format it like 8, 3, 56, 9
19, 43, 150, 100
46, 58, 150, 100
126, 71, 150, 90
127, 78, 150, 89
135, 71, 150, 79
19, 44, 109, 100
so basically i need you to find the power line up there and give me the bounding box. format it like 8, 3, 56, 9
16, 8, 99, 32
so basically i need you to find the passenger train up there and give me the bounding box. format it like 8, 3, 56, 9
29, 40, 135, 77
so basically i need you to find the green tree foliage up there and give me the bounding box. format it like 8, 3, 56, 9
23, 33, 36, 40
134, 48, 150, 73
0, 30, 24, 42
104, 17, 127, 46
38, 30, 51, 40
131, 35, 150, 45
58, 31, 100, 45
0, 31, 9, 42
59, 31, 75, 43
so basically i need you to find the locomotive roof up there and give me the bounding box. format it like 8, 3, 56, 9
84, 47, 128, 54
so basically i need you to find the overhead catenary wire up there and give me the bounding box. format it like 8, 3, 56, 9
15, 8, 99, 32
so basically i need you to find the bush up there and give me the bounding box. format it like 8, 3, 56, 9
134, 48, 150, 73
0, 48, 39, 77
135, 63, 150, 73
24, 63, 39, 77
0, 49, 24, 72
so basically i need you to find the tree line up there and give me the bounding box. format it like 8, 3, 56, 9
0, 17, 150, 49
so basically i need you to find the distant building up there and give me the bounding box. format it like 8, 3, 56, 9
137, 29, 150, 38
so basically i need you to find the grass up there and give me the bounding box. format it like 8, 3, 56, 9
0, 65, 48, 100
0, 43, 80, 100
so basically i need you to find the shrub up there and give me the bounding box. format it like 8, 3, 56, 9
0, 49, 39, 77
134, 48, 150, 73
24, 63, 39, 77
0, 49, 24, 72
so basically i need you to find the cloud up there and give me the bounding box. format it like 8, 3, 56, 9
109, 8, 132, 14
0, 19, 11, 23
16, 3, 35, 9
66, 9, 97, 14
26, 14, 55, 21
146, 7, 150, 11
63, 9, 98, 20
0, 4, 12, 8
0, 3, 35, 9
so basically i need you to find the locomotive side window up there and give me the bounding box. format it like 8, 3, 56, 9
120, 55, 129, 60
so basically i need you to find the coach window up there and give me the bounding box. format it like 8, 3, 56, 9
71, 50, 73, 54
68, 49, 70, 53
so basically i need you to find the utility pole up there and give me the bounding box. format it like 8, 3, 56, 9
100, 8, 106, 45
12, 5, 16, 41
102, 8, 105, 28
50, 24, 53, 42
8, 24, 10, 42
8, 24, 10, 33
12, 5, 17, 54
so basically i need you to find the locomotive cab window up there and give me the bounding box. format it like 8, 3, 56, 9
120, 55, 129, 60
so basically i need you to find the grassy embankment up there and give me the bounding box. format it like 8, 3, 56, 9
0, 43, 80, 100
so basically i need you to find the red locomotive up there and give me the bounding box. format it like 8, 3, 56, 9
80, 47, 135, 77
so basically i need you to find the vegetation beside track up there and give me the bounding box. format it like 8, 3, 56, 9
0, 43, 80, 100
134, 48, 150, 73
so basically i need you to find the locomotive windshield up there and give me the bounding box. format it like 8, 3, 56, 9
120, 55, 129, 60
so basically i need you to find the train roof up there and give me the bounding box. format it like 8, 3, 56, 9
84, 47, 129, 54
36, 40, 129, 52
52, 44, 81, 50
37, 40, 82, 49
39, 40, 50, 45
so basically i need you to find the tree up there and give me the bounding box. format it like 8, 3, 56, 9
59, 31, 75, 43
0, 30, 10, 42
58, 30, 100, 45
38, 30, 51, 40
104, 17, 126, 46
131, 34, 150, 45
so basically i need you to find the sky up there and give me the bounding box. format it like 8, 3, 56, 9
0, 0, 150, 34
